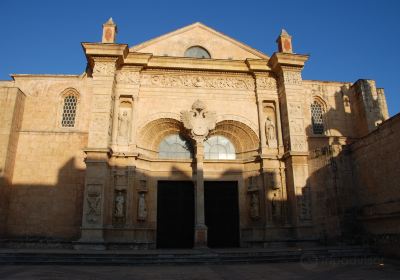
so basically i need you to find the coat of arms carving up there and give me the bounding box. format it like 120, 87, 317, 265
181, 100, 216, 142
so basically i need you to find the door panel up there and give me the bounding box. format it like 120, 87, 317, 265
205, 181, 240, 248
156, 181, 194, 248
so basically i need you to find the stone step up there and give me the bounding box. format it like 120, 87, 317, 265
0, 246, 378, 265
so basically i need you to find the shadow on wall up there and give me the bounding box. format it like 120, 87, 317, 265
305, 86, 400, 251
2, 158, 85, 241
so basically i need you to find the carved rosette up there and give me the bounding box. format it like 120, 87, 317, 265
181, 100, 216, 143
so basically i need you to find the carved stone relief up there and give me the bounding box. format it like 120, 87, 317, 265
247, 176, 260, 221
137, 193, 148, 221
289, 119, 304, 135
181, 100, 216, 142
93, 95, 111, 111
93, 61, 116, 76
263, 104, 278, 148
117, 101, 132, 143
250, 193, 260, 220
86, 184, 102, 224
291, 136, 307, 152
288, 103, 303, 117
297, 186, 312, 222
114, 191, 126, 219
265, 117, 277, 148
141, 73, 254, 90
116, 71, 140, 85
89, 113, 109, 131
271, 191, 282, 221
283, 71, 302, 86
257, 76, 277, 90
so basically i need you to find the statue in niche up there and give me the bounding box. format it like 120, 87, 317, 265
265, 116, 277, 148
114, 191, 125, 218
137, 193, 148, 221
250, 192, 260, 220
271, 192, 281, 220
118, 111, 130, 138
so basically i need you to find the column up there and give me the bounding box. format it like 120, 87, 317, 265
194, 140, 207, 248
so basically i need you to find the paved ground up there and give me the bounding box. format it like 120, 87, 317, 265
0, 261, 399, 280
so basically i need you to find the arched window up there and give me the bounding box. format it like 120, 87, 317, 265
204, 135, 236, 160
184, 46, 211, 59
61, 94, 78, 127
311, 100, 325, 134
159, 134, 193, 159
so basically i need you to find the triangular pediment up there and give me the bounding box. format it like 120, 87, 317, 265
130, 22, 268, 60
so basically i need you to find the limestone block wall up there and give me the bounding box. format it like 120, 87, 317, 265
307, 138, 357, 243
303, 80, 354, 138
349, 80, 389, 137
350, 113, 400, 256
2, 76, 91, 239
0, 87, 25, 236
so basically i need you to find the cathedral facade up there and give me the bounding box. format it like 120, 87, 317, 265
1, 20, 399, 251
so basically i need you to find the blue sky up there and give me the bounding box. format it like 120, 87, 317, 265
1, 0, 399, 115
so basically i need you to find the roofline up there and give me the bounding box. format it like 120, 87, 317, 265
129, 22, 269, 59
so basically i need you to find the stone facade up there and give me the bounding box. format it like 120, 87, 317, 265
0, 21, 398, 252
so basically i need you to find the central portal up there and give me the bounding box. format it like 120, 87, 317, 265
157, 181, 194, 248
205, 181, 240, 248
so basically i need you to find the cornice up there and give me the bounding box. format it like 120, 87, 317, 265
268, 52, 310, 71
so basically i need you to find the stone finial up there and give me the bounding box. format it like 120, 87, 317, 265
276, 28, 293, 53
102, 17, 117, 43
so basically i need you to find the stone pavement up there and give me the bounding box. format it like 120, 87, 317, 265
0, 261, 400, 280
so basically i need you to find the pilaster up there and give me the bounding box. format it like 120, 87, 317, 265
269, 51, 314, 237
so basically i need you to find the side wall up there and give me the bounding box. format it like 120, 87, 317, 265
351, 113, 400, 256
4, 77, 90, 239
0, 87, 25, 236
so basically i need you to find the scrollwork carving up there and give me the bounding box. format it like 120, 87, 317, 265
283, 71, 302, 85
86, 185, 102, 224
257, 76, 277, 90
116, 71, 140, 84
141, 73, 254, 90
93, 61, 116, 76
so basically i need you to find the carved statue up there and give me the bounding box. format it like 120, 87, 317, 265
114, 192, 125, 218
118, 111, 130, 137
271, 192, 281, 220
137, 193, 148, 221
265, 117, 277, 147
181, 100, 216, 142
250, 193, 260, 220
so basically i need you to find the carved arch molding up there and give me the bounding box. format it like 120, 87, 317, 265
137, 117, 259, 159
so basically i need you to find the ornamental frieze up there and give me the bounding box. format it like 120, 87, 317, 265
116, 71, 140, 84
283, 71, 302, 85
141, 73, 255, 90
93, 61, 116, 76
256, 76, 277, 90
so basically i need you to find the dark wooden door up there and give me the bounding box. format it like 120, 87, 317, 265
205, 181, 240, 247
156, 181, 194, 248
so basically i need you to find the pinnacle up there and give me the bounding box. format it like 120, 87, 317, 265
280, 29, 290, 36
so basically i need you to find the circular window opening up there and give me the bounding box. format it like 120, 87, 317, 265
184, 46, 211, 59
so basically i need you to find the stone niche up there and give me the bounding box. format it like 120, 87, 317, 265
117, 99, 133, 145
263, 101, 278, 149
